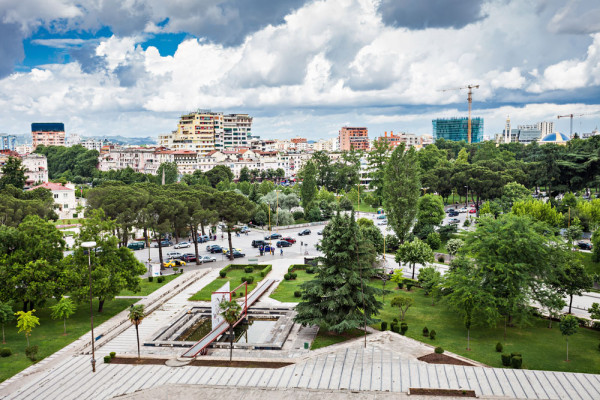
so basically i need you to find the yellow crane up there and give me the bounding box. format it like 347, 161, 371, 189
441, 84, 480, 144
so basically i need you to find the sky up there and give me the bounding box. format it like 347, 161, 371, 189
1, 0, 600, 141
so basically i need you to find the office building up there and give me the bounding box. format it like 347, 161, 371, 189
0, 134, 16, 151
339, 127, 370, 151
432, 117, 484, 143
31, 123, 65, 148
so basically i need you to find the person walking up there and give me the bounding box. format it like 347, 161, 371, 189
280, 248, 283, 256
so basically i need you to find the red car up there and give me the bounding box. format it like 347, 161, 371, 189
468, 209, 477, 214
282, 237, 296, 244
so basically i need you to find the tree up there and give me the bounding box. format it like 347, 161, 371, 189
511, 199, 563, 229
15, 310, 40, 347
217, 192, 255, 259
417, 266, 442, 297
416, 194, 445, 227
0, 302, 13, 343
390, 295, 414, 321
446, 239, 464, 261
559, 315, 578, 362
238, 167, 251, 182
390, 268, 404, 287
0, 157, 27, 189
155, 162, 178, 185
50, 297, 77, 335
564, 225, 583, 250
589, 302, 600, 320
220, 300, 242, 362
501, 182, 531, 211
295, 212, 383, 333
553, 261, 593, 314
534, 289, 566, 328
367, 139, 390, 206
395, 238, 434, 279
300, 160, 318, 210
205, 165, 234, 187
383, 144, 421, 242
128, 304, 145, 359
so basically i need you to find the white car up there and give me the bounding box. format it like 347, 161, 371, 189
458, 207, 468, 213
378, 220, 388, 225
174, 241, 191, 249
166, 251, 182, 259
200, 255, 217, 263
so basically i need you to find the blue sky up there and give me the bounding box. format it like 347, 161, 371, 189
1, 0, 600, 141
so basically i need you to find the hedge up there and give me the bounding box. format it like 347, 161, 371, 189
259, 264, 272, 277
288, 264, 310, 273
221, 264, 271, 274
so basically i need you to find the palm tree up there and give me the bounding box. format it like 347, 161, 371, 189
128, 305, 145, 359
219, 300, 242, 362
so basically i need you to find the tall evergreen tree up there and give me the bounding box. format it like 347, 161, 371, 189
0, 157, 27, 189
295, 212, 383, 333
300, 160, 317, 210
367, 139, 390, 206
382, 144, 421, 242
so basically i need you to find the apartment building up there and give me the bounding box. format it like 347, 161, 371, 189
376, 131, 421, 149
0, 134, 16, 151
29, 182, 77, 219
98, 147, 160, 175
22, 153, 48, 185
31, 123, 65, 148
339, 127, 370, 151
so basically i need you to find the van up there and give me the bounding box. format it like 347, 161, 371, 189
252, 240, 267, 248
127, 242, 145, 250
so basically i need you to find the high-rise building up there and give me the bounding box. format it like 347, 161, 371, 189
0, 134, 16, 151
339, 127, 370, 151
219, 114, 252, 150
31, 123, 65, 148
376, 131, 421, 149
432, 117, 484, 143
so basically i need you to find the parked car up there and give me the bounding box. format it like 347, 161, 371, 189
226, 250, 245, 258
174, 241, 191, 249
223, 247, 243, 254
200, 255, 217, 263
181, 253, 197, 262
448, 211, 459, 217
206, 244, 220, 252
458, 207, 468, 213
153, 240, 173, 248
276, 240, 292, 248
163, 259, 186, 268
264, 233, 282, 240
197, 235, 210, 243
468, 209, 477, 214
446, 208, 456, 214
252, 240, 268, 248
378, 221, 388, 225
448, 218, 460, 224
207, 245, 223, 253
577, 241, 593, 250
127, 242, 145, 250
240, 226, 250, 233
377, 214, 387, 219
298, 229, 311, 236
317, 230, 323, 235
282, 237, 296, 244
166, 251, 182, 259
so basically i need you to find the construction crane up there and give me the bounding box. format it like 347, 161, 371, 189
557, 113, 591, 138
441, 84, 480, 144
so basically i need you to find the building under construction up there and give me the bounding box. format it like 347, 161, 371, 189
432, 117, 484, 143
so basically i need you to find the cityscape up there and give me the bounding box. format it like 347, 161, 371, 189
1, 1, 600, 400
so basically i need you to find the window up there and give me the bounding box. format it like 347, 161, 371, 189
53, 194, 58, 199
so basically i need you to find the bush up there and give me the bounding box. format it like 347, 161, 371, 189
438, 224, 457, 242
259, 265, 272, 277
422, 327, 429, 337
110, 352, 116, 359
381, 321, 388, 331
437, 256, 445, 263
294, 291, 302, 298
400, 323, 408, 335
510, 352, 522, 358
240, 276, 254, 284
397, 282, 404, 289
290, 272, 298, 280
426, 232, 442, 251
293, 210, 305, 221
0, 348, 12, 357
391, 323, 399, 333
104, 355, 111, 363
244, 266, 254, 273
434, 347, 444, 354
339, 197, 354, 211
284, 273, 291, 280
306, 267, 314, 274
463, 218, 471, 227
393, 318, 398, 323
501, 354, 511, 366
157, 276, 164, 283
148, 276, 154, 282
406, 283, 413, 291
429, 330, 436, 340
496, 342, 503, 353
232, 291, 237, 297
511, 356, 523, 369
25, 345, 38, 361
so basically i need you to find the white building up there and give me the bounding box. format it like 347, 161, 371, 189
29, 182, 78, 219
80, 138, 105, 152
65, 133, 81, 147
16, 144, 34, 155
98, 147, 160, 175
22, 153, 48, 185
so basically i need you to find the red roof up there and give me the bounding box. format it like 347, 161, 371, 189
28, 182, 72, 191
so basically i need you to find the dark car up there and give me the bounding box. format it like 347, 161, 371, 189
153, 240, 173, 248
577, 241, 592, 250
206, 244, 220, 252
299, 229, 311, 236
448, 211, 459, 217
181, 253, 197, 262
264, 233, 282, 240
226, 250, 245, 258
276, 240, 292, 248
252, 240, 268, 248
317, 230, 323, 235
446, 208, 455, 213
207, 245, 223, 253
282, 237, 296, 244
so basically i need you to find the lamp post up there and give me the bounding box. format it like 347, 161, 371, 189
464, 185, 469, 208
82, 241, 97, 373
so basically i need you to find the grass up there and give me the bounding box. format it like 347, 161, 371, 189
311, 329, 367, 350
52, 218, 84, 226
118, 273, 181, 296
576, 251, 600, 276
189, 267, 266, 301
270, 270, 315, 302
354, 203, 378, 213
0, 298, 139, 383
370, 281, 600, 374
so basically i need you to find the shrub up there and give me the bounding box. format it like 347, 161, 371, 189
104, 355, 111, 363
240, 276, 254, 284
219, 270, 227, 278
0, 348, 11, 357
429, 330, 436, 340
434, 346, 444, 354
232, 291, 237, 297
259, 265, 272, 277
391, 324, 400, 333
422, 327, 429, 337
511, 356, 523, 369
25, 345, 38, 361
306, 267, 314, 274
400, 323, 408, 335
463, 218, 471, 227
294, 290, 302, 298
406, 283, 413, 291
290, 272, 298, 280
397, 282, 404, 289
393, 318, 399, 323
244, 266, 254, 273
284, 273, 291, 280
510, 352, 522, 358
110, 352, 116, 358
148, 276, 154, 282
437, 256, 445, 263
426, 232, 442, 251
496, 342, 503, 353
157, 276, 164, 283
501, 354, 511, 366
381, 321, 388, 331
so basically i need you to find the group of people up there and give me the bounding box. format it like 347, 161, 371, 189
259, 245, 283, 256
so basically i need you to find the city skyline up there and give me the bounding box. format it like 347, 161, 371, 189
0, 0, 600, 140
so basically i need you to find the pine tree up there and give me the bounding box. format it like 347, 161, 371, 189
294, 211, 383, 333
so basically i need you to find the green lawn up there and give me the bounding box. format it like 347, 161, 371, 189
370, 281, 600, 374
311, 329, 367, 350
118, 273, 181, 296
270, 271, 315, 302
0, 298, 139, 383
52, 218, 84, 226
354, 203, 378, 213
576, 251, 600, 276
189, 267, 266, 301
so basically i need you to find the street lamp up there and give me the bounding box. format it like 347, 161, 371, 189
464, 185, 469, 208
81, 241, 97, 373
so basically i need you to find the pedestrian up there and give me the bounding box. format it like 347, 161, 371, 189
280, 248, 283, 256
271, 247, 274, 255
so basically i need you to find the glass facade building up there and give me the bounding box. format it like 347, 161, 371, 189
432, 117, 484, 143
0, 135, 16, 151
